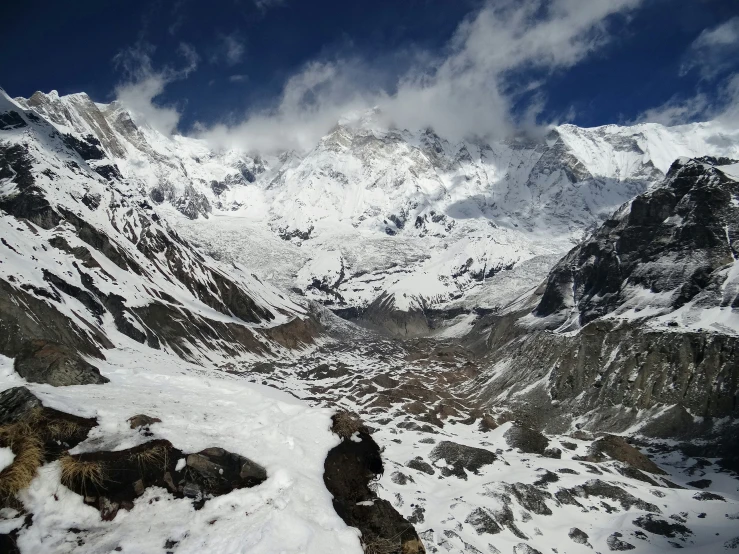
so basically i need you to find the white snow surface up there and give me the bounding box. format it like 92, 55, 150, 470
0, 447, 14, 473
0, 348, 363, 554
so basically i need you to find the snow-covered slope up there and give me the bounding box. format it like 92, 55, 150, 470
0, 350, 363, 554
0, 89, 310, 365
3, 85, 739, 554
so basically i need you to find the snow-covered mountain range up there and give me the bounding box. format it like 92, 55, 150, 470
12, 89, 739, 336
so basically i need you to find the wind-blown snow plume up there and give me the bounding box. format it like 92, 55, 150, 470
114, 42, 199, 135
197, 0, 643, 153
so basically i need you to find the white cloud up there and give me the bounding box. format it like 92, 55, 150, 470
681, 17, 739, 78
221, 34, 246, 66
715, 73, 739, 127
113, 42, 199, 135
635, 93, 711, 126
635, 71, 739, 127
195, 0, 643, 153
229, 74, 249, 83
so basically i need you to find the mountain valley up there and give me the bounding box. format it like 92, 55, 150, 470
0, 86, 738, 554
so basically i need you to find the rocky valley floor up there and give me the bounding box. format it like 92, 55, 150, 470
3, 313, 739, 553
229, 313, 739, 554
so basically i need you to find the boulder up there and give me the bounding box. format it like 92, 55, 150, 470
127, 414, 161, 429
0, 387, 42, 425
504, 424, 550, 455
569, 527, 591, 547
406, 456, 435, 475
588, 435, 666, 474
14, 340, 108, 386
185, 446, 267, 492
429, 440, 496, 479
606, 532, 635, 551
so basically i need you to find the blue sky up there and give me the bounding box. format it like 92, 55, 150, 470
1, 0, 738, 151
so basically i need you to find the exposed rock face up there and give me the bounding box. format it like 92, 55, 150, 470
324, 413, 425, 554
564, 479, 661, 513
632, 514, 693, 539
14, 340, 109, 386
362, 292, 431, 337
535, 157, 739, 328
504, 424, 550, 455
467, 158, 739, 439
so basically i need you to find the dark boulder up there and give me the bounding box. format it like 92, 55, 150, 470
185, 446, 267, 494
324, 414, 425, 554
429, 440, 497, 479
569, 527, 591, 547
606, 532, 635, 551
407, 456, 435, 475
14, 340, 108, 386
588, 434, 666, 474
504, 424, 550, 455
0, 387, 43, 425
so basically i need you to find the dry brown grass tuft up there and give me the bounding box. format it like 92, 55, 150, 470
363, 537, 399, 554
59, 455, 106, 496
130, 444, 169, 471
332, 410, 364, 440
19, 406, 87, 443
0, 422, 45, 500
45, 418, 86, 441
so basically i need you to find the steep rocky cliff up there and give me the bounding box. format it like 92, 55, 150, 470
0, 91, 312, 366
466, 157, 739, 441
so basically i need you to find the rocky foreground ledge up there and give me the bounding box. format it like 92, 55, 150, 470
0, 345, 425, 554
0, 347, 429, 554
